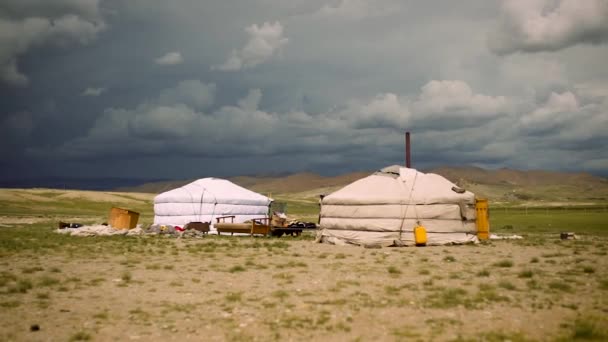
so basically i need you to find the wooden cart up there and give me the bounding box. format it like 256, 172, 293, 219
215, 216, 271, 236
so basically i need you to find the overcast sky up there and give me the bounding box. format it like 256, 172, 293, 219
1, 0, 608, 182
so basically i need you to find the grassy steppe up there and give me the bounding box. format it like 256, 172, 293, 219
0, 188, 607, 341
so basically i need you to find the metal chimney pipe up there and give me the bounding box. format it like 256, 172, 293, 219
405, 131, 411, 168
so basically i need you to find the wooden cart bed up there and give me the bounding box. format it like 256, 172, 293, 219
215, 216, 271, 236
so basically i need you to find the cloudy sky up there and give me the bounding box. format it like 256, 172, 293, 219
1, 0, 608, 183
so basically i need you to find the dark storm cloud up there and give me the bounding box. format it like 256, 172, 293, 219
0, 0, 105, 86
1, 0, 608, 182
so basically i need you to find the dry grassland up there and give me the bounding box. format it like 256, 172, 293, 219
1, 228, 607, 341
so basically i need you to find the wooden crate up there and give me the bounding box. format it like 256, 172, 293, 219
109, 207, 140, 230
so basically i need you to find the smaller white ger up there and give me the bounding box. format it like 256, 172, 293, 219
153, 178, 272, 233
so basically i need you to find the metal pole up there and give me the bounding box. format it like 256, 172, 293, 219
405, 131, 411, 168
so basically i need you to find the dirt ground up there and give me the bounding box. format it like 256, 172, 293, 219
1, 229, 607, 342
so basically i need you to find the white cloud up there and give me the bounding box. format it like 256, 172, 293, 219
520, 91, 579, 131
574, 81, 608, 100
489, 0, 608, 55
214, 21, 288, 71
237, 88, 263, 111
36, 80, 415, 160
317, 0, 399, 19
155, 51, 183, 65
157, 80, 215, 109
0, 2, 105, 86
82, 87, 105, 96
499, 56, 566, 91
129, 105, 199, 139
412, 80, 509, 118
345, 93, 410, 129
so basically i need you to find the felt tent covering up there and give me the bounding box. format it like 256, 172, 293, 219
153, 178, 271, 227
318, 166, 478, 246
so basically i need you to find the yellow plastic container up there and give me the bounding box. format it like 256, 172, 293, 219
475, 199, 490, 240
414, 225, 427, 246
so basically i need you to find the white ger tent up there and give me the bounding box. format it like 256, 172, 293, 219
318, 165, 478, 246
154, 178, 271, 228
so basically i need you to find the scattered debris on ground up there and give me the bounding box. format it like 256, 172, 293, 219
489, 234, 524, 240
55, 223, 208, 238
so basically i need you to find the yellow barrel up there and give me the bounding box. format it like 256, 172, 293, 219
414, 225, 427, 246
475, 199, 490, 240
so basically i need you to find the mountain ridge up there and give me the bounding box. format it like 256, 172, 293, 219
114, 166, 608, 203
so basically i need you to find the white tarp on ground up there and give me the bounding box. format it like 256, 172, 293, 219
56, 225, 144, 236
319, 165, 479, 246
153, 178, 271, 230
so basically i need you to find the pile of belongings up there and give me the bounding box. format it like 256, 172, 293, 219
145, 224, 207, 238
56, 223, 208, 238
56, 224, 144, 237
287, 221, 317, 229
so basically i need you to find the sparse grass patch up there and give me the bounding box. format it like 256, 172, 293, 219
387, 266, 401, 275
419, 269, 431, 275
561, 316, 608, 341
121, 271, 132, 283
0, 271, 17, 286
530, 257, 539, 263
8, 279, 33, 293
37, 275, 59, 286
334, 253, 347, 259
277, 260, 307, 268
128, 307, 151, 321
582, 266, 595, 274
475, 331, 534, 342
385, 285, 400, 295
93, 311, 109, 320
69, 331, 92, 341
542, 252, 566, 258
87, 278, 105, 286
337, 279, 360, 287
549, 281, 572, 292
498, 280, 517, 291
0, 300, 21, 308
22, 266, 44, 274
272, 290, 290, 301
475, 284, 510, 304
392, 326, 421, 339
518, 270, 534, 278
493, 259, 513, 268
526, 279, 542, 290
424, 287, 470, 309
229, 265, 246, 273
443, 255, 456, 262
36, 292, 50, 300
273, 272, 295, 282
476, 269, 490, 277
225, 292, 243, 302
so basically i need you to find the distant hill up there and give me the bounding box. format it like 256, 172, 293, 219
116, 166, 608, 204
115, 171, 371, 196
427, 166, 608, 203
